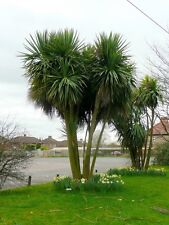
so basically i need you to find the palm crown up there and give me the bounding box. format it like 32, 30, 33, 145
21, 29, 87, 118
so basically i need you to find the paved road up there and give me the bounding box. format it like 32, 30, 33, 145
4, 157, 131, 189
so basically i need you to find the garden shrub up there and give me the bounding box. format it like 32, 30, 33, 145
40, 145, 49, 151
36, 143, 41, 149
53, 173, 124, 192
153, 142, 169, 165
23, 144, 36, 151
107, 167, 166, 176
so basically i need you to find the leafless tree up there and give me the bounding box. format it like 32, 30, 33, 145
150, 43, 169, 109
0, 119, 32, 189
149, 42, 169, 140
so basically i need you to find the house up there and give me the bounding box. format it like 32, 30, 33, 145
42, 136, 59, 149
13, 134, 41, 145
12, 133, 83, 154
42, 138, 83, 148
56, 140, 68, 148
152, 117, 169, 145
12, 134, 41, 150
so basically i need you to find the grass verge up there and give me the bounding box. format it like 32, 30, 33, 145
0, 169, 169, 224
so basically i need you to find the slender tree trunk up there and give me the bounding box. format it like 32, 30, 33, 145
83, 98, 100, 179
65, 112, 81, 179
138, 147, 143, 170
129, 147, 142, 170
135, 149, 141, 170
143, 109, 149, 168
145, 108, 155, 170
129, 148, 137, 168
140, 147, 144, 169
90, 122, 106, 176
82, 120, 90, 166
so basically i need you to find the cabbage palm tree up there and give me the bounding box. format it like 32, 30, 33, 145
136, 75, 163, 169
83, 33, 135, 178
114, 76, 162, 170
113, 103, 146, 169
21, 29, 87, 179
21, 30, 135, 179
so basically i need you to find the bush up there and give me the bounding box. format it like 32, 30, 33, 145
23, 144, 36, 151
40, 145, 49, 151
53, 174, 124, 192
36, 143, 41, 149
154, 142, 169, 165
107, 167, 166, 176
0, 119, 32, 189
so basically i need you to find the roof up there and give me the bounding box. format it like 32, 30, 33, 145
56, 140, 68, 147
12, 135, 82, 147
152, 117, 169, 136
13, 135, 40, 144
42, 137, 69, 147
42, 136, 58, 144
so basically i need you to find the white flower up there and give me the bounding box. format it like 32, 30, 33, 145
81, 178, 86, 183
112, 175, 118, 178
66, 188, 72, 191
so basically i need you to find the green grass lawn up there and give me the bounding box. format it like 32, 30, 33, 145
1, 172, 169, 225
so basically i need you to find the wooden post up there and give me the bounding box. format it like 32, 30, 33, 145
28, 176, 32, 186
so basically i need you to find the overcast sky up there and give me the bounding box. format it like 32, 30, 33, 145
0, 0, 169, 141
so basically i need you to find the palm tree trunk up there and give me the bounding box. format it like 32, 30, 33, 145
83, 98, 100, 179
90, 121, 106, 176
82, 120, 90, 162
138, 147, 143, 170
65, 112, 81, 179
145, 108, 155, 170
129, 148, 137, 168
143, 109, 149, 168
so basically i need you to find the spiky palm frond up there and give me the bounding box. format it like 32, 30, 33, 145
113, 102, 146, 152
21, 29, 88, 117
96, 33, 134, 100
92, 33, 135, 122
135, 75, 163, 109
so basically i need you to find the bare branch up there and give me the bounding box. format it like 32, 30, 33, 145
0, 118, 32, 189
